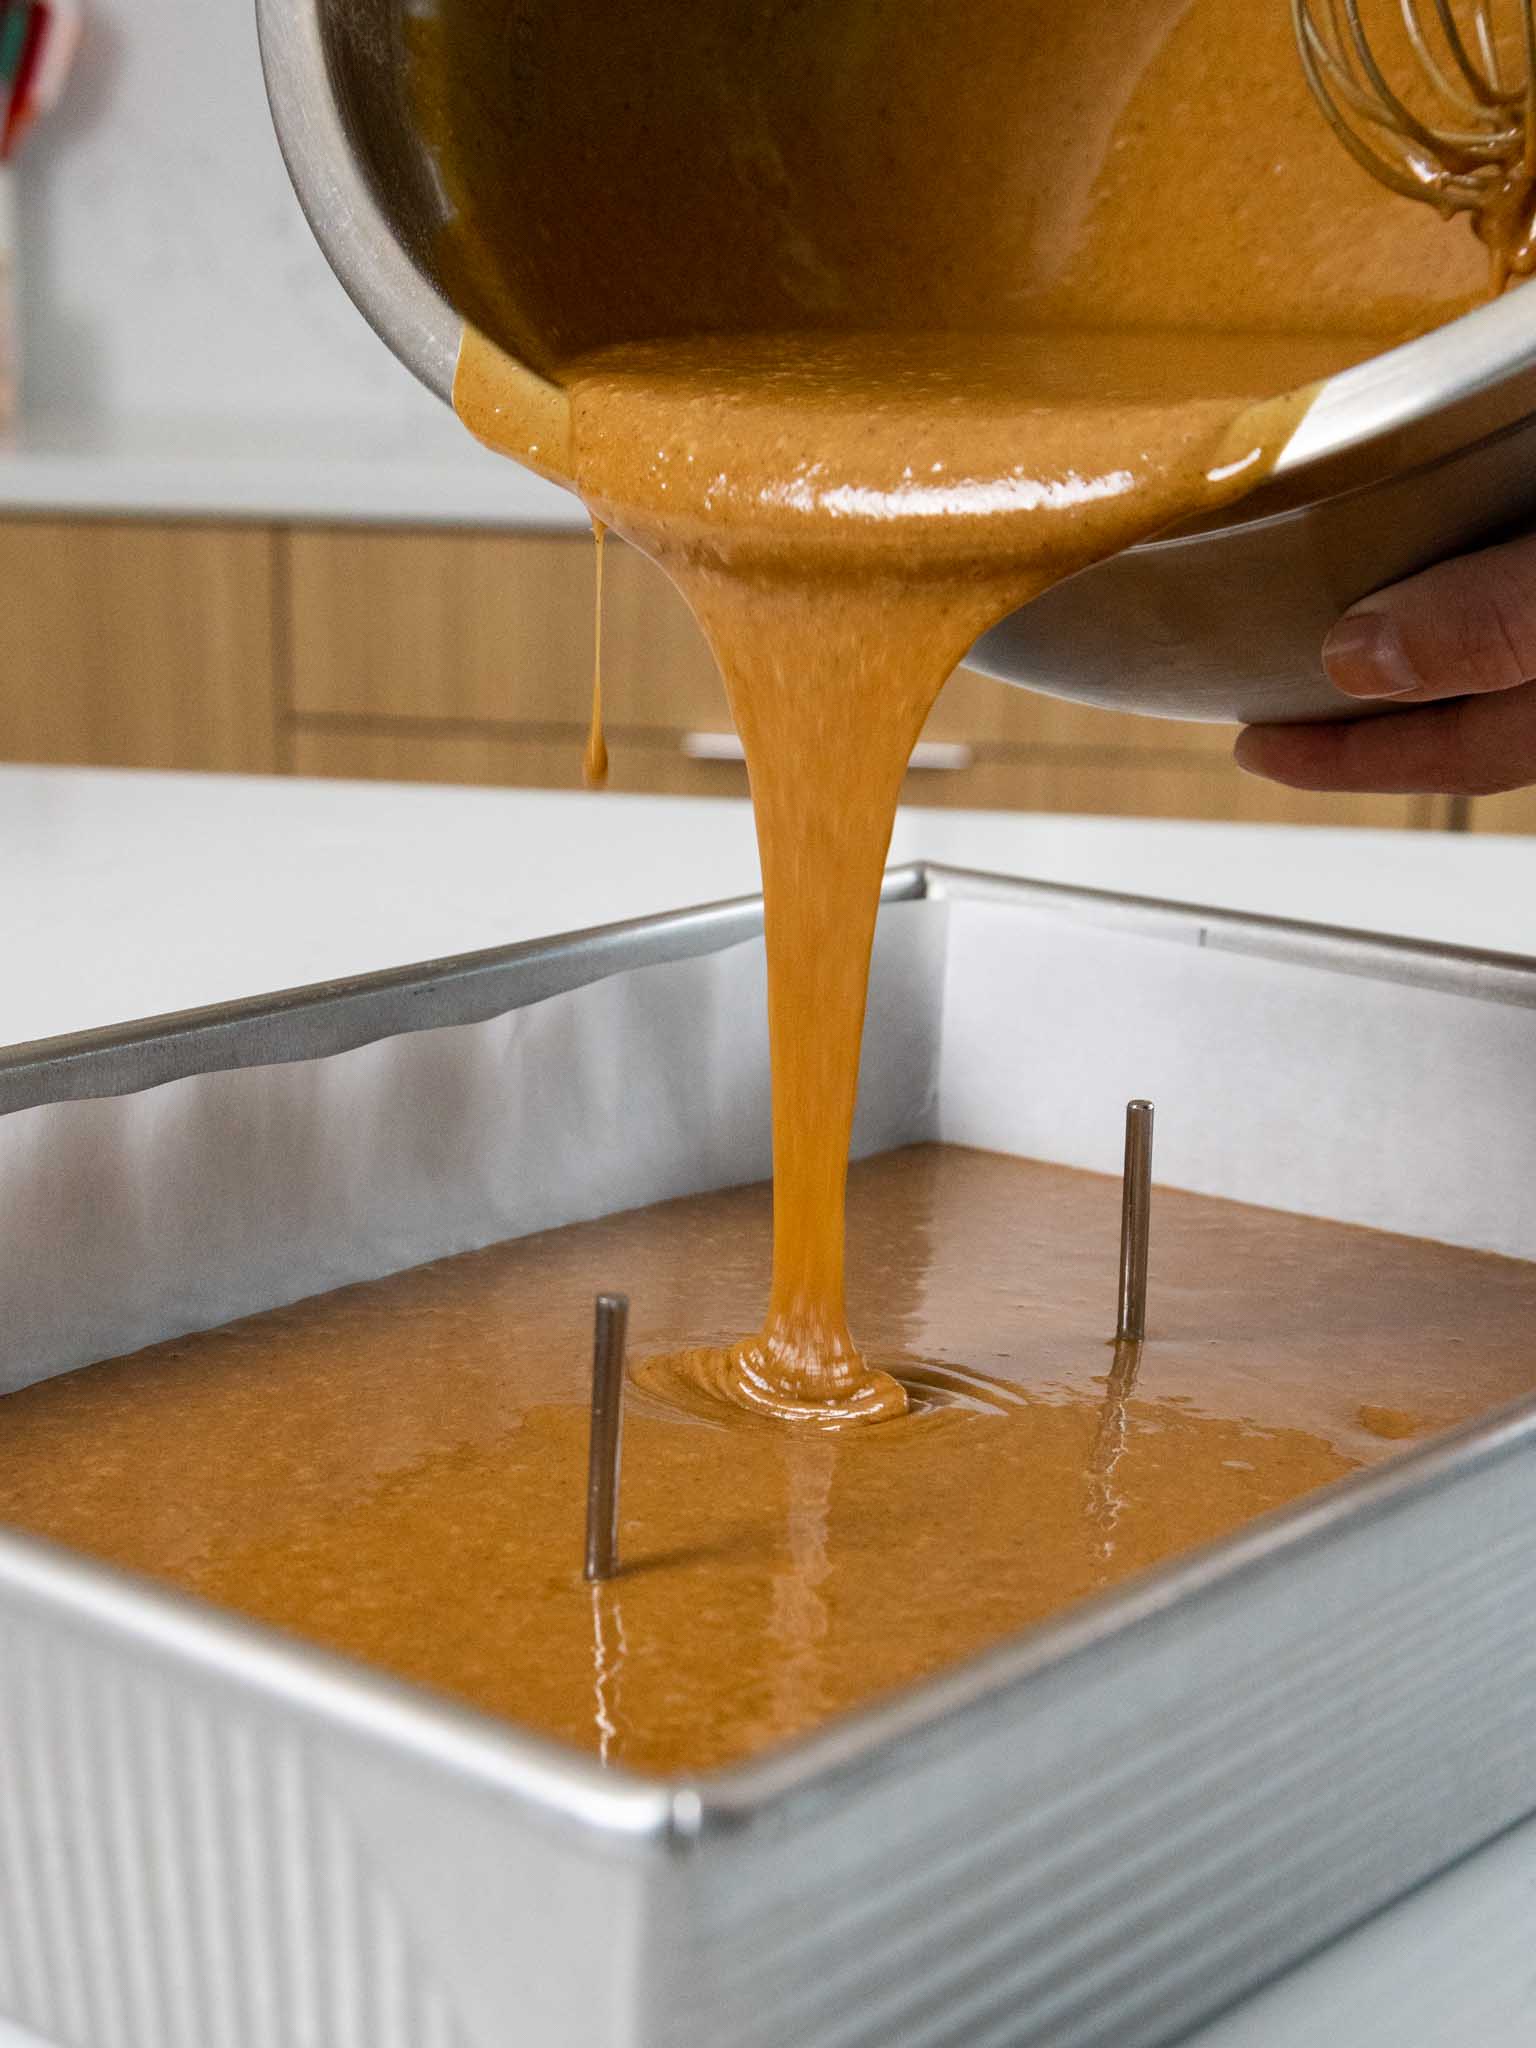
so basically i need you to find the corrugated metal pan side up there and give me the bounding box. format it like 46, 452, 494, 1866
657, 1423, 1536, 2048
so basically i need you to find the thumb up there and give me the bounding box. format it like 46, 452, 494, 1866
1324, 531, 1536, 704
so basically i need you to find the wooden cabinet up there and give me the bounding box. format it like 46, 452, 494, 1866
281, 526, 1442, 829
0, 514, 1472, 833
0, 519, 279, 774
1469, 788, 1536, 832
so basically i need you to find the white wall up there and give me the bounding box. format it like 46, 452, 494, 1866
16, 0, 441, 428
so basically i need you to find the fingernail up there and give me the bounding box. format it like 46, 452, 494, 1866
1323, 610, 1424, 698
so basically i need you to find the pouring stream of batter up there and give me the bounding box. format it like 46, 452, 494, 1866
460, 331, 1341, 1422
421, 0, 1485, 1425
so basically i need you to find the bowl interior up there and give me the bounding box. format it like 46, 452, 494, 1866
289, 0, 1536, 520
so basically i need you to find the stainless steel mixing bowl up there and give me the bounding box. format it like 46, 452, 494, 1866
257, 0, 1536, 726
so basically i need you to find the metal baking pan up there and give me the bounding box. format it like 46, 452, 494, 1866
2, 863, 1534, 2048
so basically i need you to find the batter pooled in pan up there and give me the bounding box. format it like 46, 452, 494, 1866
3, 1147, 1532, 1773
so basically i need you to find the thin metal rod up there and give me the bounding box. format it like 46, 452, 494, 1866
584, 1293, 629, 1582
1115, 1101, 1154, 1345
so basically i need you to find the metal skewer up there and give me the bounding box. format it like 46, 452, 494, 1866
1115, 1100, 1154, 1346
584, 1293, 629, 1582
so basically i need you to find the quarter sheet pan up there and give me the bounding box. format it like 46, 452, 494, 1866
2, 865, 1533, 2048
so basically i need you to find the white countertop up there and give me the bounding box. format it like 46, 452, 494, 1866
2, 763, 1534, 2048
5, 762, 1536, 1049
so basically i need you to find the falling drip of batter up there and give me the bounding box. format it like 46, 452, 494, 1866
582, 517, 609, 790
